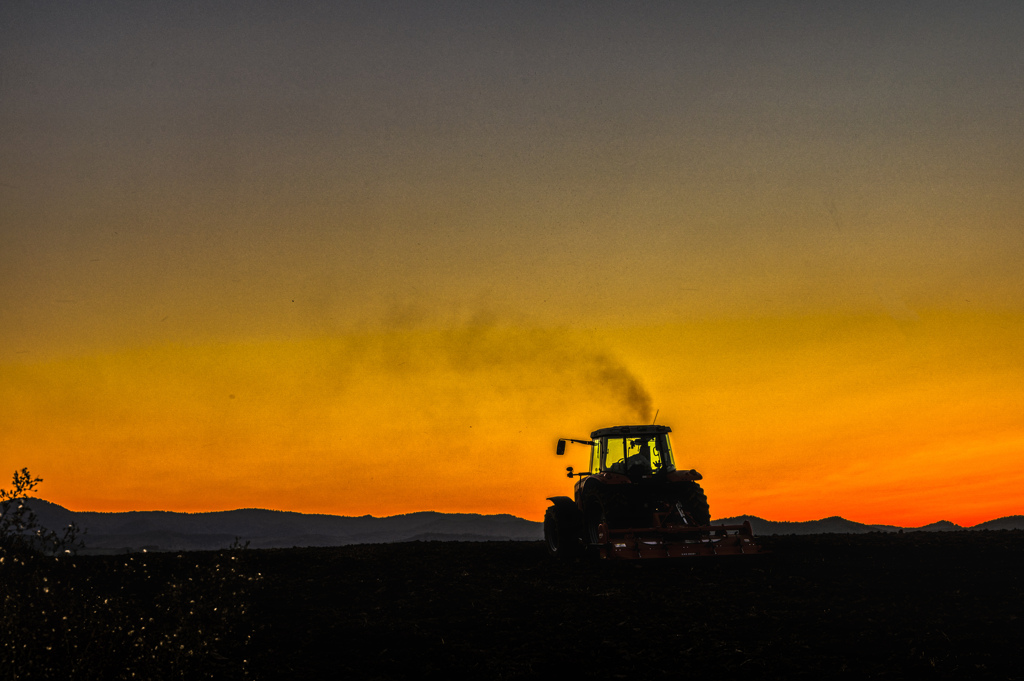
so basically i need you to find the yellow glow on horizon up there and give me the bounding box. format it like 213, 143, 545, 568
2, 310, 1021, 526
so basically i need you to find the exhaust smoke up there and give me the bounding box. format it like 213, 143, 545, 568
589, 353, 653, 423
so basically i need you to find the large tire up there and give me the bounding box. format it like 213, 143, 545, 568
581, 496, 610, 561
584, 496, 606, 545
678, 481, 711, 526
544, 504, 583, 559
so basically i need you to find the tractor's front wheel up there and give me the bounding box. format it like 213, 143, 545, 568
544, 504, 583, 559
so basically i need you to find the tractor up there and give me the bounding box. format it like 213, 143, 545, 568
544, 425, 761, 559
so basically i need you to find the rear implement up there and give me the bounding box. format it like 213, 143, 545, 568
592, 519, 761, 559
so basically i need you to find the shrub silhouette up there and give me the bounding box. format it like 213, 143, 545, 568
0, 469, 260, 678
0, 468, 83, 555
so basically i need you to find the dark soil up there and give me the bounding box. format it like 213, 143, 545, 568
247, 531, 1024, 679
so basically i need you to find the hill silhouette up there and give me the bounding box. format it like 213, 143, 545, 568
714, 514, 1024, 535
26, 499, 1024, 552
26, 499, 543, 553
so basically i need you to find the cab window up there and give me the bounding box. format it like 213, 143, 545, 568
602, 434, 676, 474
604, 437, 626, 473
628, 436, 670, 472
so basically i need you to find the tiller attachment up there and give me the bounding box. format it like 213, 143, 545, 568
595, 520, 764, 559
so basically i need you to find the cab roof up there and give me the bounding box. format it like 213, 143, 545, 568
590, 425, 672, 439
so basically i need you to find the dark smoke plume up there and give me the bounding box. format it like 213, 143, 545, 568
590, 353, 653, 423
430, 321, 655, 423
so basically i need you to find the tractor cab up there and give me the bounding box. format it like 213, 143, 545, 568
589, 425, 676, 482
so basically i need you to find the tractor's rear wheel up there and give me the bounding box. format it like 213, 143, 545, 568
582, 497, 610, 561
544, 505, 583, 559
585, 499, 606, 546
678, 481, 711, 526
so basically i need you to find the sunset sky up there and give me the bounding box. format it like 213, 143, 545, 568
2, 1, 1022, 526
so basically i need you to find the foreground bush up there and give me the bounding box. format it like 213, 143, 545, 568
0, 546, 260, 679
0, 468, 83, 556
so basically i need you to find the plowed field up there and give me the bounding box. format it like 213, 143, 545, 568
248, 531, 1024, 679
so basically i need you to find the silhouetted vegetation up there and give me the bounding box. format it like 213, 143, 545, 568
0, 468, 83, 555
0, 471, 260, 678
0, 548, 260, 678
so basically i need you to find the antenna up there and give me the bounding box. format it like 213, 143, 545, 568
652, 409, 659, 425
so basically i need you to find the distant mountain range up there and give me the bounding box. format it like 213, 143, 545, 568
24, 499, 543, 554
21, 499, 1024, 553
714, 514, 1024, 536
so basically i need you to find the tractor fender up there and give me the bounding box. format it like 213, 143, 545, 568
546, 496, 584, 528
546, 496, 577, 513
667, 469, 703, 482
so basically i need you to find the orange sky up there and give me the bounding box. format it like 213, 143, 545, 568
2, 2, 1023, 525
3, 312, 1021, 526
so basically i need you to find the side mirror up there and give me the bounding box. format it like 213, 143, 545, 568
556, 439, 566, 456
566, 466, 574, 478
